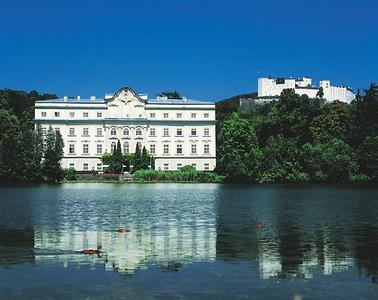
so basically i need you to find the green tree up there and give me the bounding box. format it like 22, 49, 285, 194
310, 101, 356, 143
316, 87, 324, 99
42, 127, 64, 182
133, 143, 142, 172
357, 135, 378, 179
104, 140, 123, 174
217, 113, 262, 181
157, 91, 182, 99
141, 146, 151, 170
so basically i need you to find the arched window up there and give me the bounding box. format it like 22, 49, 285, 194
136, 142, 142, 152
110, 128, 117, 136
123, 128, 129, 136
111, 141, 116, 153
123, 142, 129, 153
136, 128, 142, 136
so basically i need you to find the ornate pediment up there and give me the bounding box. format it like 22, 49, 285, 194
106, 87, 147, 119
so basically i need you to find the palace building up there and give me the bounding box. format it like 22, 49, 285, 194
34, 87, 216, 171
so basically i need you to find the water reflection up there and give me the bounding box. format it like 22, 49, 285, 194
0, 184, 378, 283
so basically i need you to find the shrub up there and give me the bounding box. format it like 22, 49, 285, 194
132, 170, 224, 183
101, 173, 119, 181
63, 167, 77, 181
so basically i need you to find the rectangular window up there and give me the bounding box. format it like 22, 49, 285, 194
191, 128, 197, 136
191, 113, 196, 118
204, 144, 210, 154
204, 128, 210, 136
41, 112, 46, 117
83, 112, 89, 118
96, 128, 103, 136
83, 163, 89, 171
163, 128, 169, 136
149, 144, 155, 154
83, 144, 89, 154
83, 128, 89, 136
204, 113, 209, 118
176, 144, 183, 154
69, 163, 75, 169
55, 128, 60, 134
97, 144, 102, 154
70, 112, 75, 117
163, 144, 169, 154
191, 144, 197, 154
97, 163, 103, 171
176, 128, 182, 136
69, 144, 75, 154
149, 128, 156, 136
97, 112, 102, 118
163, 163, 169, 171
54, 112, 60, 117
177, 113, 182, 118
163, 113, 169, 118
204, 163, 210, 170
69, 128, 75, 136
177, 163, 182, 170
150, 113, 155, 118
191, 163, 197, 170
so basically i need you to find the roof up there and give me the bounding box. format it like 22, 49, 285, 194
36, 98, 213, 105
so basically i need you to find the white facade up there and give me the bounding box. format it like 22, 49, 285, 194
258, 77, 355, 103
34, 87, 216, 171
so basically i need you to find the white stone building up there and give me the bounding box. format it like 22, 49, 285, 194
34, 87, 216, 171
257, 77, 355, 103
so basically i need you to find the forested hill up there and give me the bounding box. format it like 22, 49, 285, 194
216, 92, 257, 121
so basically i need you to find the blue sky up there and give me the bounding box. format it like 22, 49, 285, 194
1, 0, 377, 101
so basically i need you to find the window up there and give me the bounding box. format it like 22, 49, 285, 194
149, 128, 156, 136
149, 144, 155, 154
97, 112, 102, 118
204, 113, 209, 118
163, 113, 169, 118
97, 144, 102, 154
176, 144, 183, 154
176, 128, 183, 136
83, 163, 89, 171
163, 163, 169, 171
136, 142, 142, 150
123, 128, 129, 136
191, 163, 197, 170
191, 144, 197, 154
136, 128, 142, 136
83, 144, 89, 154
83, 112, 88, 118
55, 128, 60, 134
69, 128, 75, 136
191, 113, 196, 118
42, 128, 47, 135
177, 113, 182, 118
83, 128, 89, 136
70, 112, 75, 117
111, 141, 116, 152
138, 114, 142, 118
123, 142, 129, 153
69, 163, 75, 169
163, 144, 169, 154
204, 128, 210, 136
54, 112, 60, 117
163, 128, 169, 136
69, 144, 75, 154
191, 128, 197, 136
110, 128, 117, 136
97, 163, 103, 171
41, 112, 46, 117
204, 163, 210, 170
150, 113, 155, 118
96, 128, 103, 136
204, 144, 210, 154
177, 163, 182, 170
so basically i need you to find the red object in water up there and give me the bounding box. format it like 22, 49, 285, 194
81, 249, 99, 255
255, 223, 263, 229
116, 228, 130, 233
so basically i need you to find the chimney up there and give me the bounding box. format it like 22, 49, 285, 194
90, 96, 96, 101
63, 96, 68, 102
77, 96, 80, 101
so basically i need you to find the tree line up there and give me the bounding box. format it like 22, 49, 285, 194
216, 85, 378, 183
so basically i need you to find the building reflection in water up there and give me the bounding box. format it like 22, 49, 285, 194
33, 221, 216, 274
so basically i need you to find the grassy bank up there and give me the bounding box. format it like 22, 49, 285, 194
132, 169, 224, 183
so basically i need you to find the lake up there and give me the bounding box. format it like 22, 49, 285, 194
0, 184, 378, 299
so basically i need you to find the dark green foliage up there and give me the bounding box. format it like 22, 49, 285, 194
157, 91, 182, 99
217, 113, 262, 181
216, 92, 257, 122
133, 170, 224, 183
42, 127, 64, 182
357, 135, 378, 179
102, 140, 123, 174
141, 147, 150, 170
64, 168, 77, 181
132, 143, 142, 172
